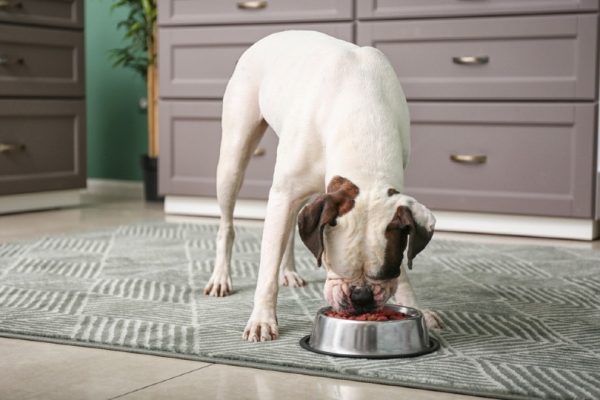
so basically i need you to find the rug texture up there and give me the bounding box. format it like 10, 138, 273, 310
0, 221, 599, 400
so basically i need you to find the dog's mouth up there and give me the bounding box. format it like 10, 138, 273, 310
323, 278, 393, 314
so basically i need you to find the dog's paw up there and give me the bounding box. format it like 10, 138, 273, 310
203, 271, 232, 297
242, 309, 279, 342
422, 309, 445, 330
279, 270, 306, 288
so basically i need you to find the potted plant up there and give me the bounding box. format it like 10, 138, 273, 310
109, 0, 162, 201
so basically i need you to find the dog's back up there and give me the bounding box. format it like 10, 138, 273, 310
227, 30, 410, 175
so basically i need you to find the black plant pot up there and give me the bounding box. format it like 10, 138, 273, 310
140, 155, 164, 202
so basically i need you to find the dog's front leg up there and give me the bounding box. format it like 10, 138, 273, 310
394, 264, 444, 329
243, 190, 301, 342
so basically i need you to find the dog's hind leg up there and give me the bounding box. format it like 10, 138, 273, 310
279, 214, 306, 288
204, 76, 267, 297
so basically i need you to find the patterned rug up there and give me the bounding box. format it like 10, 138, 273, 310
0, 221, 599, 400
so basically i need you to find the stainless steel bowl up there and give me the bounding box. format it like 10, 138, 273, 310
300, 305, 439, 358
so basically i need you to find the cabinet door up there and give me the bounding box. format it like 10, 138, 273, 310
357, 0, 599, 20
159, 23, 353, 99
404, 102, 597, 218
0, 24, 85, 97
0, 100, 86, 195
159, 0, 352, 26
159, 100, 277, 199
0, 0, 83, 29
357, 14, 598, 101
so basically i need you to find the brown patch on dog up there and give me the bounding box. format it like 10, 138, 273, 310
387, 188, 400, 197
298, 176, 359, 267
379, 207, 411, 279
383, 206, 434, 271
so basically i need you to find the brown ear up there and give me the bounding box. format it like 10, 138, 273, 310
390, 206, 434, 269
297, 176, 359, 267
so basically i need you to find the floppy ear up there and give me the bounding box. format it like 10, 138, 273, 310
391, 206, 434, 269
297, 176, 359, 267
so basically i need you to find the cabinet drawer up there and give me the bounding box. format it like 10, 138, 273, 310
404, 103, 596, 218
159, 100, 276, 199
158, 0, 352, 26
358, 0, 599, 20
159, 23, 353, 99
0, 0, 83, 29
357, 14, 598, 100
0, 24, 84, 97
0, 100, 86, 196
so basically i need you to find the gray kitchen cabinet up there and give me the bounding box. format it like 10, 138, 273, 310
0, 100, 86, 195
356, 14, 598, 101
0, 23, 85, 97
159, 100, 278, 199
159, 23, 353, 98
158, 1, 599, 225
159, 0, 353, 26
0, 0, 83, 29
357, 0, 599, 19
405, 102, 597, 217
0, 0, 85, 202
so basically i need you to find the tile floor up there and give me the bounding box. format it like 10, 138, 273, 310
1, 195, 598, 400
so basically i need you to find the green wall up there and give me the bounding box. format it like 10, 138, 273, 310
85, 0, 148, 181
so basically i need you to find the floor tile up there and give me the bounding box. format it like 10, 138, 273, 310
118, 363, 490, 400
0, 338, 208, 400
0, 199, 164, 242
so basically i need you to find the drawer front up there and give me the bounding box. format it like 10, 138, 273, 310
0, 0, 83, 29
159, 0, 352, 26
404, 103, 596, 218
159, 23, 353, 99
0, 24, 84, 97
357, 15, 598, 100
358, 0, 599, 20
159, 100, 276, 199
0, 100, 86, 196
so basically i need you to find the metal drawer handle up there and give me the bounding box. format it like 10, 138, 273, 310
0, 143, 26, 153
237, 1, 267, 10
253, 147, 266, 157
0, 55, 25, 66
452, 55, 489, 65
450, 154, 487, 164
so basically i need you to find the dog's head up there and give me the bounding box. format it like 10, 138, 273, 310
298, 176, 435, 314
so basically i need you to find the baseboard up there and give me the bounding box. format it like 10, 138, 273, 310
0, 190, 81, 215
165, 195, 599, 240
433, 211, 598, 241
165, 195, 267, 219
86, 179, 143, 199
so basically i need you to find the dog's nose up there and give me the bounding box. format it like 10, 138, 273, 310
350, 286, 375, 308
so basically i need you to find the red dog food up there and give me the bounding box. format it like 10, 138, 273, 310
325, 307, 409, 321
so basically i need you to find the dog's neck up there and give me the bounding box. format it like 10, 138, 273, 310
324, 136, 406, 194
321, 102, 408, 193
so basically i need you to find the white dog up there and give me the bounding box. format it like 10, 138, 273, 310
203, 31, 442, 342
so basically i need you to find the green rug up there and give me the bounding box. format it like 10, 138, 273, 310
1, 221, 599, 400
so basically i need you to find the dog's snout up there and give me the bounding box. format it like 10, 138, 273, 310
350, 286, 375, 308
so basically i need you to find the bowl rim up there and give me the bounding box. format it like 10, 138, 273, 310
317, 304, 422, 323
